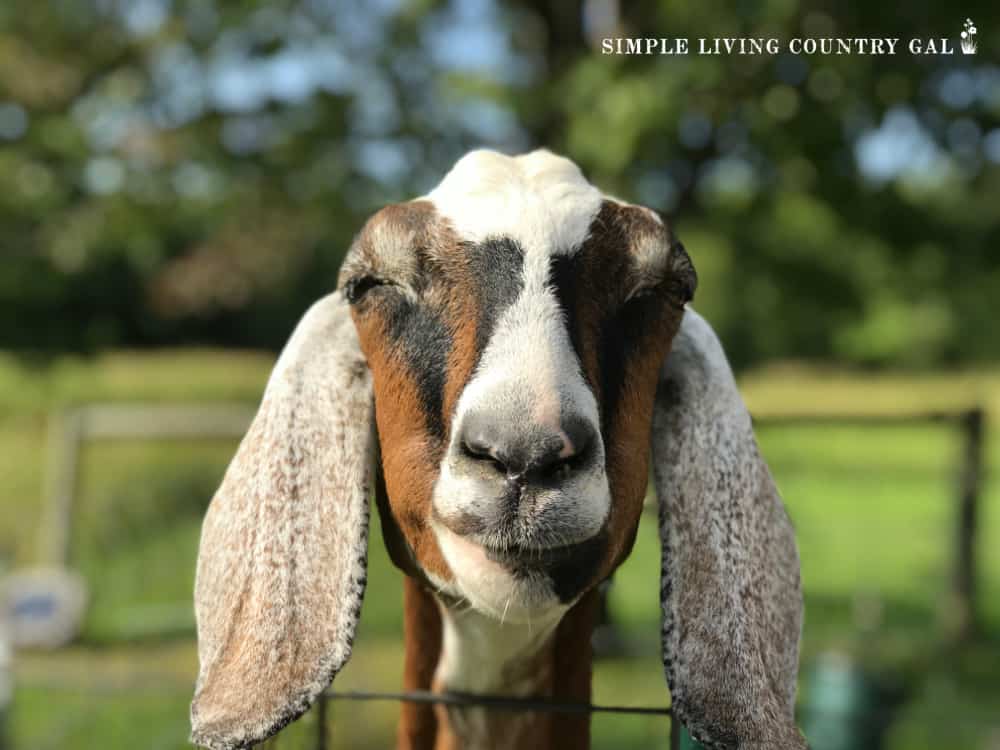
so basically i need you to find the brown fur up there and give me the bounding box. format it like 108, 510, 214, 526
399, 577, 443, 749
346, 201, 459, 585
557, 201, 690, 578
550, 589, 600, 747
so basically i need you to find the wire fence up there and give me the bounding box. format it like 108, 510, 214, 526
754, 407, 986, 643
15, 404, 993, 750
260, 407, 987, 749
322, 689, 672, 717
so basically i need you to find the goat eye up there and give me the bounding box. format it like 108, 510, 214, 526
622, 284, 661, 309
345, 275, 387, 304
627, 286, 656, 302
626, 275, 692, 312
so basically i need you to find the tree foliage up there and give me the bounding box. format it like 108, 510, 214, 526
0, 0, 997, 368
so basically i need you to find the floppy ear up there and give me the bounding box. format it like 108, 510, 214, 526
190, 291, 375, 750
652, 309, 806, 750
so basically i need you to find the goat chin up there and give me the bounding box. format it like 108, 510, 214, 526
429, 523, 572, 624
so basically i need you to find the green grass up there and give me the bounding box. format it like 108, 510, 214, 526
3, 349, 1000, 749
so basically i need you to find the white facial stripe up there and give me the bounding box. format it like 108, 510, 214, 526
456, 210, 596, 425
425, 149, 629, 620
424, 150, 601, 438
458, 284, 597, 422
434, 279, 610, 538
425, 149, 603, 256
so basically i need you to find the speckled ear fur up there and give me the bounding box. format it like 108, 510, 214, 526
652, 309, 807, 750
190, 292, 374, 750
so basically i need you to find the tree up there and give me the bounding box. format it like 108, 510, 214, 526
0, 0, 997, 368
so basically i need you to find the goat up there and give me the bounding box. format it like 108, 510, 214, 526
190, 150, 805, 750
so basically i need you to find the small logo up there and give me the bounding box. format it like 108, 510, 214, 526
961, 18, 977, 54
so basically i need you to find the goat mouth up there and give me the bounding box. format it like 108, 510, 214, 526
484, 533, 607, 602
483, 540, 590, 567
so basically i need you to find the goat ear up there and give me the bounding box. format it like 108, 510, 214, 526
190, 291, 374, 750
651, 309, 806, 749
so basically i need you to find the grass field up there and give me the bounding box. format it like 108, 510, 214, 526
2, 350, 999, 749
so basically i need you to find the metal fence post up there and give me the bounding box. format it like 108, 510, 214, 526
954, 407, 985, 642
316, 697, 327, 750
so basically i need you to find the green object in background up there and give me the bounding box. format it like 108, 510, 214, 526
679, 726, 706, 749
676, 651, 902, 750
799, 653, 900, 750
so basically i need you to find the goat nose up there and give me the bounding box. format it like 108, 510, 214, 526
459, 412, 595, 481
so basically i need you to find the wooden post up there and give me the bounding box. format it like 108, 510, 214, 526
40, 410, 84, 566
38, 404, 255, 568
954, 407, 984, 642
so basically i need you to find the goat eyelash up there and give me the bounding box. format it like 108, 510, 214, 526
622, 284, 667, 311
626, 287, 658, 303
628, 276, 694, 309
345, 275, 389, 304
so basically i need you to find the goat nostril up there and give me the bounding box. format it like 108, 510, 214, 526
536, 443, 589, 482
461, 436, 488, 459
561, 417, 594, 462
540, 456, 573, 482
461, 437, 508, 474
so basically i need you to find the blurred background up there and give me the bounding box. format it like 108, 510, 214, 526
0, 0, 998, 748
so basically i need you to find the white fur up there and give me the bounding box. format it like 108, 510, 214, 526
431, 522, 573, 624
425, 149, 603, 256
434, 597, 563, 694
432, 601, 564, 750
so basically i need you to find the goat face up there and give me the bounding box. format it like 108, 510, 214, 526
339, 150, 695, 621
